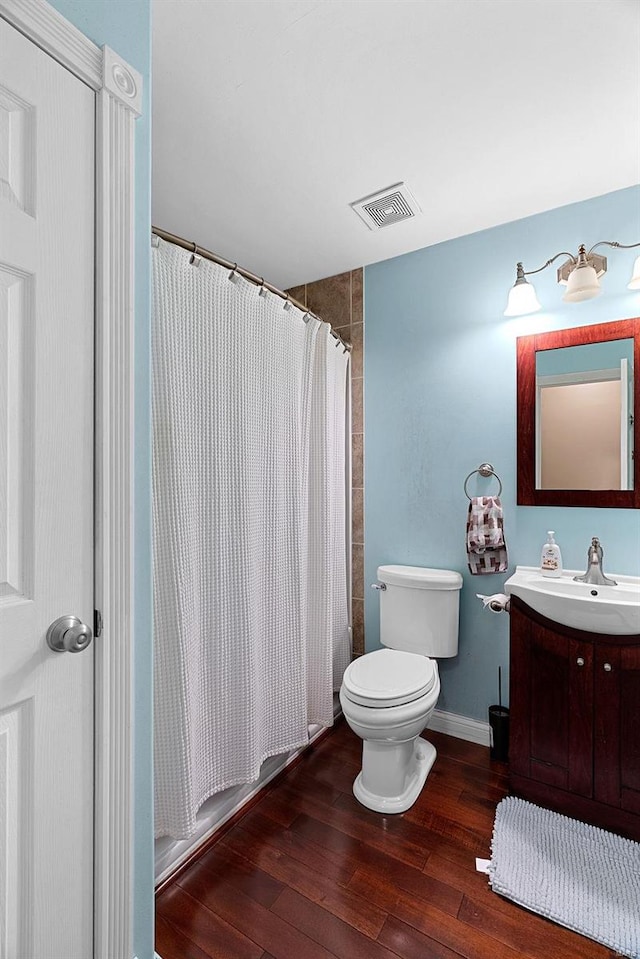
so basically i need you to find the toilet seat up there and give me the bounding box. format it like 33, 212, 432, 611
342, 648, 437, 708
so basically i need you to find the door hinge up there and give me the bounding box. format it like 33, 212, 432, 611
94, 609, 103, 638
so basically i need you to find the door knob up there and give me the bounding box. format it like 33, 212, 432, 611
46, 615, 93, 653
576, 657, 585, 667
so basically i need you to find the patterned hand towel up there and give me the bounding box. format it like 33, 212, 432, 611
466, 496, 508, 574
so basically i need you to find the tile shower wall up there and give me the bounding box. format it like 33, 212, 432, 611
286, 270, 365, 655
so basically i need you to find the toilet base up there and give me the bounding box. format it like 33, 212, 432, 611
352, 738, 437, 814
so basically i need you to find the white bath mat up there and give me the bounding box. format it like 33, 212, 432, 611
489, 796, 640, 958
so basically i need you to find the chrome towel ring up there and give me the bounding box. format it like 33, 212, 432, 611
464, 463, 503, 501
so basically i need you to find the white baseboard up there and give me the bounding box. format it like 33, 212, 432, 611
428, 707, 491, 747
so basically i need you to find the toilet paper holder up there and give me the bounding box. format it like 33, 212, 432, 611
477, 592, 510, 613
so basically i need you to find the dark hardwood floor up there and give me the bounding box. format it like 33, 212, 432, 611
156, 720, 618, 959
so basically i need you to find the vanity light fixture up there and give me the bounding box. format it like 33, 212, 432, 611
504, 241, 640, 317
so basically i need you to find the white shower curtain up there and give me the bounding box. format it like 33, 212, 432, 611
152, 239, 350, 839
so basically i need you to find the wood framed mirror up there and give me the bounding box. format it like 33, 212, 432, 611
517, 317, 640, 507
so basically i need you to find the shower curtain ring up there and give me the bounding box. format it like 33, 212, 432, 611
188, 239, 201, 266
283, 294, 292, 311
258, 278, 268, 298
228, 263, 239, 284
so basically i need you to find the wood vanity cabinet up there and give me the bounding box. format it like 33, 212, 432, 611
509, 594, 640, 841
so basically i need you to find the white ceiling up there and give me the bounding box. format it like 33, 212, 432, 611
152, 0, 640, 290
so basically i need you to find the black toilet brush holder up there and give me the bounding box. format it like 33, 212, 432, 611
489, 666, 509, 762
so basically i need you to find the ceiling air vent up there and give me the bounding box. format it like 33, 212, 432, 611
350, 182, 421, 231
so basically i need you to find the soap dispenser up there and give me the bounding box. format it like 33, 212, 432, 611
540, 531, 562, 578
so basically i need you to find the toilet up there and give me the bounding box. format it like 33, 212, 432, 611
340, 565, 462, 813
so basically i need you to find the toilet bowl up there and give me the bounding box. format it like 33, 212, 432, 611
340, 648, 440, 813
340, 565, 462, 813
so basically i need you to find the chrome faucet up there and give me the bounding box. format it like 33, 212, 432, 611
574, 537, 617, 587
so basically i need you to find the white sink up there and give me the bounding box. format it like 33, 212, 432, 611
504, 566, 640, 635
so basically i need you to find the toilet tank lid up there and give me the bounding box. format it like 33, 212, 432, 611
377, 565, 463, 590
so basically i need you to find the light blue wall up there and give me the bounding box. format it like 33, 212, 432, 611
48, 2, 153, 957
365, 185, 640, 721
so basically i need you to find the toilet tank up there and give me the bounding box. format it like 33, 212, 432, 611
377, 565, 463, 657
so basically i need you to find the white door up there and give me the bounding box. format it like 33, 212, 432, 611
0, 18, 95, 959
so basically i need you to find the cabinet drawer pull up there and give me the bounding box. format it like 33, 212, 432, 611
576, 657, 585, 667
603, 662, 613, 672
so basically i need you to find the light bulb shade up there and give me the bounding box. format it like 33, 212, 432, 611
628, 255, 640, 290
562, 264, 601, 303
504, 278, 541, 316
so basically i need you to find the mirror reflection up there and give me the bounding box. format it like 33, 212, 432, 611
535, 339, 634, 490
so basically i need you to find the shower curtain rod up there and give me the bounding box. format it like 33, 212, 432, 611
152, 226, 352, 353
